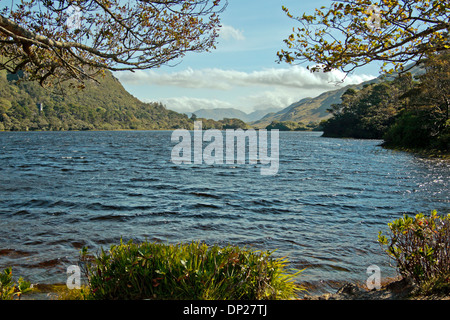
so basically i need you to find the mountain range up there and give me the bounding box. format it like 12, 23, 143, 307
186, 107, 283, 123
250, 80, 380, 128
183, 75, 389, 127
0, 69, 253, 131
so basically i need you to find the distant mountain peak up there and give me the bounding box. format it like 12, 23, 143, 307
188, 107, 283, 123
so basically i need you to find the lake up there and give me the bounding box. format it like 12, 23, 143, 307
0, 130, 448, 295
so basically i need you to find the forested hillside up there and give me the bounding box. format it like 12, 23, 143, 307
0, 70, 193, 131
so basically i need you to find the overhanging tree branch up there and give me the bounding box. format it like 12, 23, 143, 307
0, 0, 227, 87
278, 0, 450, 75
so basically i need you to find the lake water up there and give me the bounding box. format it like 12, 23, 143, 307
0, 130, 448, 295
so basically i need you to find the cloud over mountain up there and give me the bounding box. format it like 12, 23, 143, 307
118, 66, 375, 113
118, 66, 374, 91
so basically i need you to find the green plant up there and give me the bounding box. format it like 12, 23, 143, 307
80, 240, 303, 300
378, 210, 450, 293
54, 284, 90, 300
0, 267, 33, 300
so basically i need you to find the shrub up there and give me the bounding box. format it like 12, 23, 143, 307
80, 240, 303, 300
378, 211, 450, 293
0, 267, 33, 300
383, 110, 449, 153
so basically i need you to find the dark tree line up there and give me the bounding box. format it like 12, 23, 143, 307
321, 52, 449, 153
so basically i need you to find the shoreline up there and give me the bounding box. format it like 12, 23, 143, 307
380, 144, 450, 160
18, 277, 450, 301
303, 278, 450, 301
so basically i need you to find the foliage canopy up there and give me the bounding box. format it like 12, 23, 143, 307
278, 0, 450, 75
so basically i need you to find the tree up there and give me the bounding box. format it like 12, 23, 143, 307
0, 0, 226, 87
322, 76, 413, 139
278, 0, 450, 75
384, 51, 450, 151
410, 51, 450, 120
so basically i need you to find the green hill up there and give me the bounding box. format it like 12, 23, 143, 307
250, 65, 425, 129
0, 70, 193, 131
250, 79, 380, 129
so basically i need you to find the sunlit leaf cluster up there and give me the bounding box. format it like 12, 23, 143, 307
278, 0, 450, 75
378, 210, 450, 293
0, 267, 33, 300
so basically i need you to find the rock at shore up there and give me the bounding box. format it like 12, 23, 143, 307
302, 278, 419, 300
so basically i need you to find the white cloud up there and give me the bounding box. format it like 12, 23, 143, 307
146, 88, 314, 114
118, 66, 376, 114
218, 24, 245, 41
146, 97, 236, 113
118, 66, 375, 92
242, 89, 305, 112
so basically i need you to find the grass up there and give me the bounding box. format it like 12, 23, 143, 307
78, 240, 304, 300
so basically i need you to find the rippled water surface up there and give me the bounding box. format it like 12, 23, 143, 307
0, 131, 448, 295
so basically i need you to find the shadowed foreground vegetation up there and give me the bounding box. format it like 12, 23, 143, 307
2, 211, 449, 300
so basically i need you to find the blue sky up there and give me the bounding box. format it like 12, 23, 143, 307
115, 0, 380, 114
